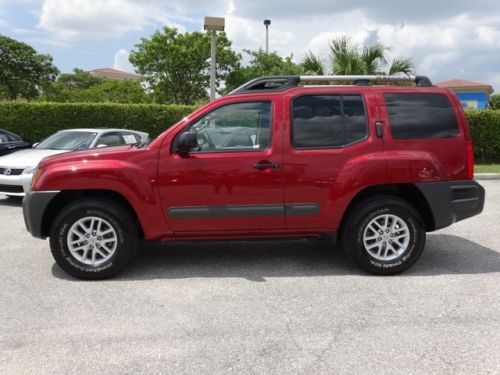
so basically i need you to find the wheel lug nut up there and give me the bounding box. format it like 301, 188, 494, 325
85, 240, 88, 244
378, 237, 382, 241
86, 234, 90, 238
386, 229, 389, 233
97, 237, 101, 240
92, 232, 96, 236
379, 231, 383, 235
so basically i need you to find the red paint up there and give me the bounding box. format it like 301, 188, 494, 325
33, 85, 474, 241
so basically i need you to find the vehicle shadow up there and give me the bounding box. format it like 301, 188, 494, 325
0, 197, 23, 207
51, 234, 500, 281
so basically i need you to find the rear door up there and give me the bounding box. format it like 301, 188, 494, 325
283, 89, 385, 230
158, 96, 286, 233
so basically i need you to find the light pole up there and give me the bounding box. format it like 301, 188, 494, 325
204, 16, 225, 101
264, 19, 271, 53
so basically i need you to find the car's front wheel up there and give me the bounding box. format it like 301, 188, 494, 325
341, 196, 426, 275
49, 198, 138, 279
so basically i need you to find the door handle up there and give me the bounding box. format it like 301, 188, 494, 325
254, 162, 280, 170
7, 145, 16, 149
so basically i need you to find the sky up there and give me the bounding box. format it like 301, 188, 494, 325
0, 0, 499, 92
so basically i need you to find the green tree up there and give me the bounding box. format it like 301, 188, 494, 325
129, 27, 239, 104
225, 49, 303, 92
57, 68, 103, 89
329, 36, 414, 75
301, 50, 325, 75
489, 94, 500, 109
42, 68, 149, 104
0, 35, 59, 100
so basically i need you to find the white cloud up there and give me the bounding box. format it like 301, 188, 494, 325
113, 48, 134, 73
38, 0, 182, 40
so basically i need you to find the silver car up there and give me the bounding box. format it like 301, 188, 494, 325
0, 128, 149, 197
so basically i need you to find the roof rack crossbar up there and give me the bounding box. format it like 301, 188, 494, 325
229, 75, 432, 95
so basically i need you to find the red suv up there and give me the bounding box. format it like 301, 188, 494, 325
23, 75, 485, 279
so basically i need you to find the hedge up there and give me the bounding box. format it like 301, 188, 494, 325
0, 103, 499, 162
0, 102, 197, 141
466, 110, 500, 163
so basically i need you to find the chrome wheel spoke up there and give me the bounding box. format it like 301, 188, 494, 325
67, 216, 117, 267
363, 214, 410, 262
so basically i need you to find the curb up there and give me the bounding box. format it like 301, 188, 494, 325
474, 173, 500, 180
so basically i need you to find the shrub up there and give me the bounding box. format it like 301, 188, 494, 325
0, 102, 499, 162
0, 102, 196, 141
466, 110, 500, 163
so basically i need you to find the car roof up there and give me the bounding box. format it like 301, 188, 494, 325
57, 128, 148, 136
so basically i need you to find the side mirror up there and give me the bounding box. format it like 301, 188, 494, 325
32, 143, 39, 148
176, 130, 198, 156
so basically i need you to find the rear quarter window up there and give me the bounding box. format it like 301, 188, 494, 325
384, 93, 459, 139
292, 94, 367, 148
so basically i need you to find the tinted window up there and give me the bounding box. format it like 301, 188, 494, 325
292, 95, 367, 148
384, 93, 459, 139
182, 102, 272, 152
0, 130, 21, 143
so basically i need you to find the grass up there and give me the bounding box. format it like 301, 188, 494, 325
475, 164, 500, 173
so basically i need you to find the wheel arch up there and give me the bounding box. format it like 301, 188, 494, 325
41, 190, 144, 239
339, 184, 436, 236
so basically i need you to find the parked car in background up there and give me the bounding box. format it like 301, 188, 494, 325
0, 129, 31, 157
0, 128, 148, 197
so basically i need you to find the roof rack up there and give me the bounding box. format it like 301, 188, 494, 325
228, 75, 433, 95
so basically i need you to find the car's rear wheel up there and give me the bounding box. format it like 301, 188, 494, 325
341, 196, 426, 275
49, 198, 138, 279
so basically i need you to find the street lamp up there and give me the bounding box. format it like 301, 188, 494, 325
204, 16, 225, 101
263, 19, 271, 54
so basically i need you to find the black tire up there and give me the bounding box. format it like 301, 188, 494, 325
49, 198, 138, 280
341, 196, 426, 275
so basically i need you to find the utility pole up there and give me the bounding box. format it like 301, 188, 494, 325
264, 19, 271, 53
204, 16, 225, 101
210, 30, 216, 101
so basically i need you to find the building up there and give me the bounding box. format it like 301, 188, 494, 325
88, 68, 141, 82
435, 79, 493, 109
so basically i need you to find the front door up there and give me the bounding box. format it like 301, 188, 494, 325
158, 98, 285, 233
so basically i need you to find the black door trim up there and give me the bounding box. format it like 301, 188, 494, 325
168, 203, 319, 219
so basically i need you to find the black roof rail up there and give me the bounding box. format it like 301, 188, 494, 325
228, 75, 300, 95
228, 75, 433, 95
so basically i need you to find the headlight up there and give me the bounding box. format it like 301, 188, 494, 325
23, 166, 36, 175
30, 167, 43, 190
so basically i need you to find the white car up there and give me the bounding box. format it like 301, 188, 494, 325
0, 128, 149, 197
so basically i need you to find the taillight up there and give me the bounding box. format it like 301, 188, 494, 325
465, 139, 474, 180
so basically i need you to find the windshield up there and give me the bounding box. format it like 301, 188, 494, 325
36, 131, 98, 150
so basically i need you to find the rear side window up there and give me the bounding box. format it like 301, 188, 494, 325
384, 93, 459, 139
292, 95, 367, 148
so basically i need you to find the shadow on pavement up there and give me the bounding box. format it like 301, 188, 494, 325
51, 234, 500, 281
0, 197, 23, 207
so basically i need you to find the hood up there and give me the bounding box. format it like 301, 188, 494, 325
0, 148, 68, 168
39, 145, 135, 167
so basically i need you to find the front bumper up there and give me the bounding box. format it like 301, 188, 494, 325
415, 180, 485, 231
0, 173, 33, 197
23, 191, 59, 239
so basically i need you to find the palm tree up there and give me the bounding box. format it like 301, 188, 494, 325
301, 50, 325, 75
329, 36, 414, 76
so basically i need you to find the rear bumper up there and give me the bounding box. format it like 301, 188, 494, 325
415, 180, 485, 231
23, 191, 59, 239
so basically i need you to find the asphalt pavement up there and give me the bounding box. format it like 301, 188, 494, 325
0, 181, 499, 374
